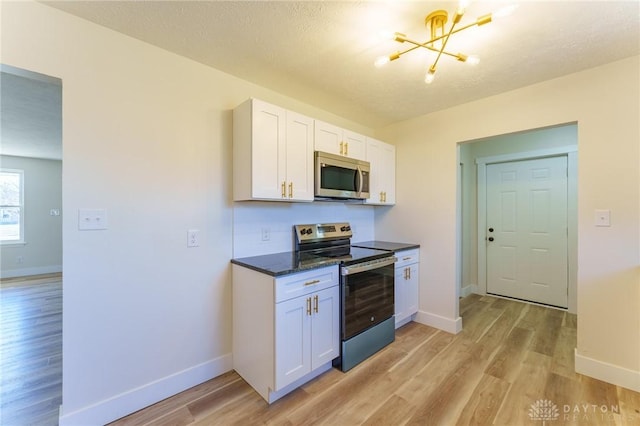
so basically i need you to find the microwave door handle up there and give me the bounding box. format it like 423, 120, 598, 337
355, 167, 363, 194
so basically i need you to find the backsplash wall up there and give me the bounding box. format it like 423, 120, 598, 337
232, 201, 375, 258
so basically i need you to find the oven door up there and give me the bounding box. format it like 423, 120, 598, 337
340, 257, 395, 340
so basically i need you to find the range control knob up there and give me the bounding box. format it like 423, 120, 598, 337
304, 228, 312, 235
341, 226, 347, 232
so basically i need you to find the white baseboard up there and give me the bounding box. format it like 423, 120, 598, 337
0, 265, 62, 279
59, 353, 233, 426
460, 284, 478, 298
575, 349, 640, 392
414, 310, 463, 334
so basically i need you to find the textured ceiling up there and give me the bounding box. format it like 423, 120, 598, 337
3, 1, 639, 160
43, 0, 640, 128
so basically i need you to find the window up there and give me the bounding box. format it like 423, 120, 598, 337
0, 169, 24, 243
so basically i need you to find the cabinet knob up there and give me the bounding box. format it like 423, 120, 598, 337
340, 141, 344, 155
488, 237, 495, 242
281, 181, 286, 198
314, 295, 319, 313
345, 142, 348, 156
288, 182, 293, 198
306, 297, 312, 315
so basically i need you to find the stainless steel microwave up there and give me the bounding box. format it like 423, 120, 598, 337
315, 151, 370, 200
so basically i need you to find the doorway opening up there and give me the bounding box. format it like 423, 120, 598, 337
458, 123, 577, 313
0, 64, 63, 425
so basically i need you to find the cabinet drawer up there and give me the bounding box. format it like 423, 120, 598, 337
395, 249, 419, 268
275, 266, 338, 303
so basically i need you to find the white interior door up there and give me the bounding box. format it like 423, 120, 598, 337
486, 156, 568, 308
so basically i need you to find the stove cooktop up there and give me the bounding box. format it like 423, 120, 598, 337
294, 222, 394, 266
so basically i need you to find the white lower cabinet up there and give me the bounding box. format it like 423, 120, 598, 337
394, 249, 419, 328
233, 264, 339, 403
275, 286, 339, 389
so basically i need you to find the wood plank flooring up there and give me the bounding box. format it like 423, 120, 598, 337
110, 294, 640, 426
0, 274, 62, 426
2, 282, 638, 426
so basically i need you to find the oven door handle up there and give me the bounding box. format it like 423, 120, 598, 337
341, 256, 397, 275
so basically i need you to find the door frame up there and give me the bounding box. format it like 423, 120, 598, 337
476, 146, 577, 313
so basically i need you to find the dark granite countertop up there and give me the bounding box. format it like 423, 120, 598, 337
351, 241, 420, 252
231, 251, 340, 277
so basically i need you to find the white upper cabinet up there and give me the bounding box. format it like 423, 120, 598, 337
365, 138, 396, 205
314, 120, 366, 161
233, 99, 314, 202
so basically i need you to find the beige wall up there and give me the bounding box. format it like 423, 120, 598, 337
375, 55, 640, 389
0, 2, 374, 424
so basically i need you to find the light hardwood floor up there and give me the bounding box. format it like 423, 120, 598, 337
111, 294, 640, 426
0, 273, 62, 426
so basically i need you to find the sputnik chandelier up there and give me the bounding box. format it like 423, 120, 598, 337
375, 1, 517, 84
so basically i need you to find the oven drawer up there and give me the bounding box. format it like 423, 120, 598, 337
275, 266, 339, 303
394, 249, 419, 268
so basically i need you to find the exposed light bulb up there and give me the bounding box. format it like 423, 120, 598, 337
374, 56, 390, 68
493, 4, 518, 19
457, 0, 471, 14
378, 29, 395, 41
424, 69, 436, 84
467, 55, 480, 65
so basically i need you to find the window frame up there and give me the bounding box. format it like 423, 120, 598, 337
0, 168, 25, 245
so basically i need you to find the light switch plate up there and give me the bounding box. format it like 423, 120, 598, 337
595, 209, 611, 227
187, 229, 200, 247
78, 209, 108, 230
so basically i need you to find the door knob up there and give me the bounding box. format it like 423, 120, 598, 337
488, 237, 494, 242
488, 227, 494, 232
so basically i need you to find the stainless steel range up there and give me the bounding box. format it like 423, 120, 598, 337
294, 222, 396, 371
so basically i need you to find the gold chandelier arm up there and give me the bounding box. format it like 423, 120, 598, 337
429, 11, 464, 72
399, 14, 491, 56
400, 37, 466, 60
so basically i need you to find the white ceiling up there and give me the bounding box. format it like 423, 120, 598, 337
43, 0, 640, 128
2, 1, 639, 160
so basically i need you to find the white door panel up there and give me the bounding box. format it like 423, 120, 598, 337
486, 156, 568, 308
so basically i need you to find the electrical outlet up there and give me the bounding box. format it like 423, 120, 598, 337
187, 229, 200, 247
595, 209, 611, 227
261, 228, 271, 241
50, 209, 60, 216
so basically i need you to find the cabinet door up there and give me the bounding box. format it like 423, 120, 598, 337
365, 138, 382, 204
365, 138, 395, 205
394, 267, 407, 326
342, 130, 366, 161
394, 263, 419, 327
310, 286, 340, 370
252, 100, 286, 199
314, 120, 342, 156
286, 111, 314, 201
405, 264, 419, 317
379, 142, 396, 204
275, 295, 311, 390
315, 120, 366, 160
